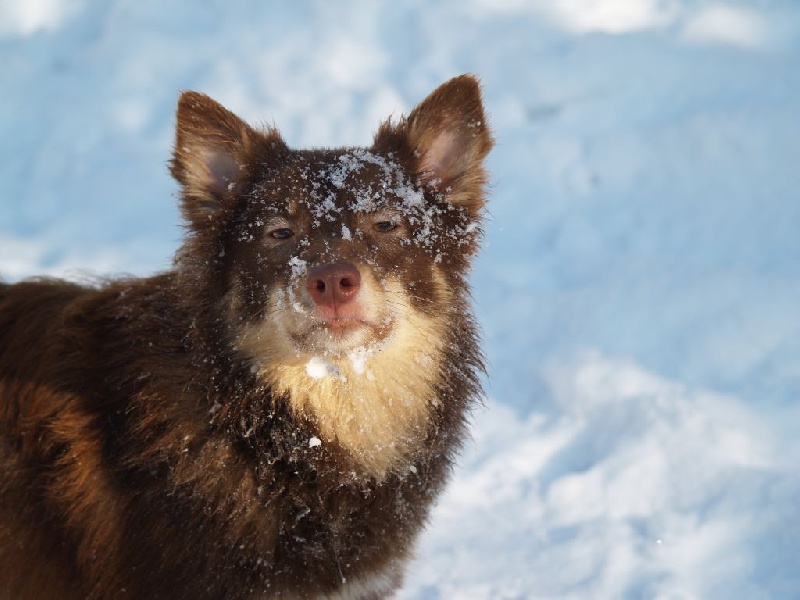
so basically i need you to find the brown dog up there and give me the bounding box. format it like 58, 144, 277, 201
0, 75, 493, 599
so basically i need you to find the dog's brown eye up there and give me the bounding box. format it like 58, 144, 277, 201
374, 220, 397, 233
270, 228, 294, 240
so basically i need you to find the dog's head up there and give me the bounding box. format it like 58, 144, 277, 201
171, 76, 492, 477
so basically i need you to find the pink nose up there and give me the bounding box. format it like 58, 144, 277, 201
307, 262, 361, 311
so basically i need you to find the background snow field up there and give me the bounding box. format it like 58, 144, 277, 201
2, 1, 799, 597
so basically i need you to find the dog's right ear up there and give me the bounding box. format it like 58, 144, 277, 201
372, 75, 493, 216
170, 92, 285, 227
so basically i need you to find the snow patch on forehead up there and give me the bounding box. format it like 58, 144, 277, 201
328, 150, 400, 190
289, 149, 475, 253
313, 149, 424, 213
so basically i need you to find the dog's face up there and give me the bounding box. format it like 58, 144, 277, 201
171, 76, 492, 476
227, 150, 475, 365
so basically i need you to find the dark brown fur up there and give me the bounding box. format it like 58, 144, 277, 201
0, 75, 493, 599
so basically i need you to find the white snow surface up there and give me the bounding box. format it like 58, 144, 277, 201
2, 1, 800, 598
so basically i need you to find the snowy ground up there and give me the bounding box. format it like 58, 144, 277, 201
2, 1, 800, 598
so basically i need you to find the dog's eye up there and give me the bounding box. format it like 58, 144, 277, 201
374, 220, 397, 233
270, 228, 294, 240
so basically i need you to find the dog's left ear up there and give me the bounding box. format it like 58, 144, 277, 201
170, 91, 286, 228
374, 75, 494, 214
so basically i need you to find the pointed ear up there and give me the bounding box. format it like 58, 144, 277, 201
374, 75, 494, 213
170, 91, 285, 226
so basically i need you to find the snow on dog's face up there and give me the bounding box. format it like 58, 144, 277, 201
171, 76, 493, 477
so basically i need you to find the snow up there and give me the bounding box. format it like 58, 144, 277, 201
2, 1, 800, 597
681, 5, 768, 49
305, 356, 343, 381
0, 0, 78, 36
348, 348, 369, 375
288, 256, 308, 279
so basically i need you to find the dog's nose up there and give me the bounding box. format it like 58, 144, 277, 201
307, 262, 361, 309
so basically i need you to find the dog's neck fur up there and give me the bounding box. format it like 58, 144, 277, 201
239, 289, 450, 480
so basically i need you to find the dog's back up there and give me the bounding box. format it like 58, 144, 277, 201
0, 276, 215, 599
0, 280, 93, 599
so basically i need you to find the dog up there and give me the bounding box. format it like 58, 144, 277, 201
0, 74, 493, 599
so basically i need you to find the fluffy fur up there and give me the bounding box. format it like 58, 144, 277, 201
0, 75, 493, 599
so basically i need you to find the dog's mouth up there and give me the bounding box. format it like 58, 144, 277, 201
319, 317, 365, 332
291, 316, 393, 355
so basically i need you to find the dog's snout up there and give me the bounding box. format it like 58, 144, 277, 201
307, 262, 361, 309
